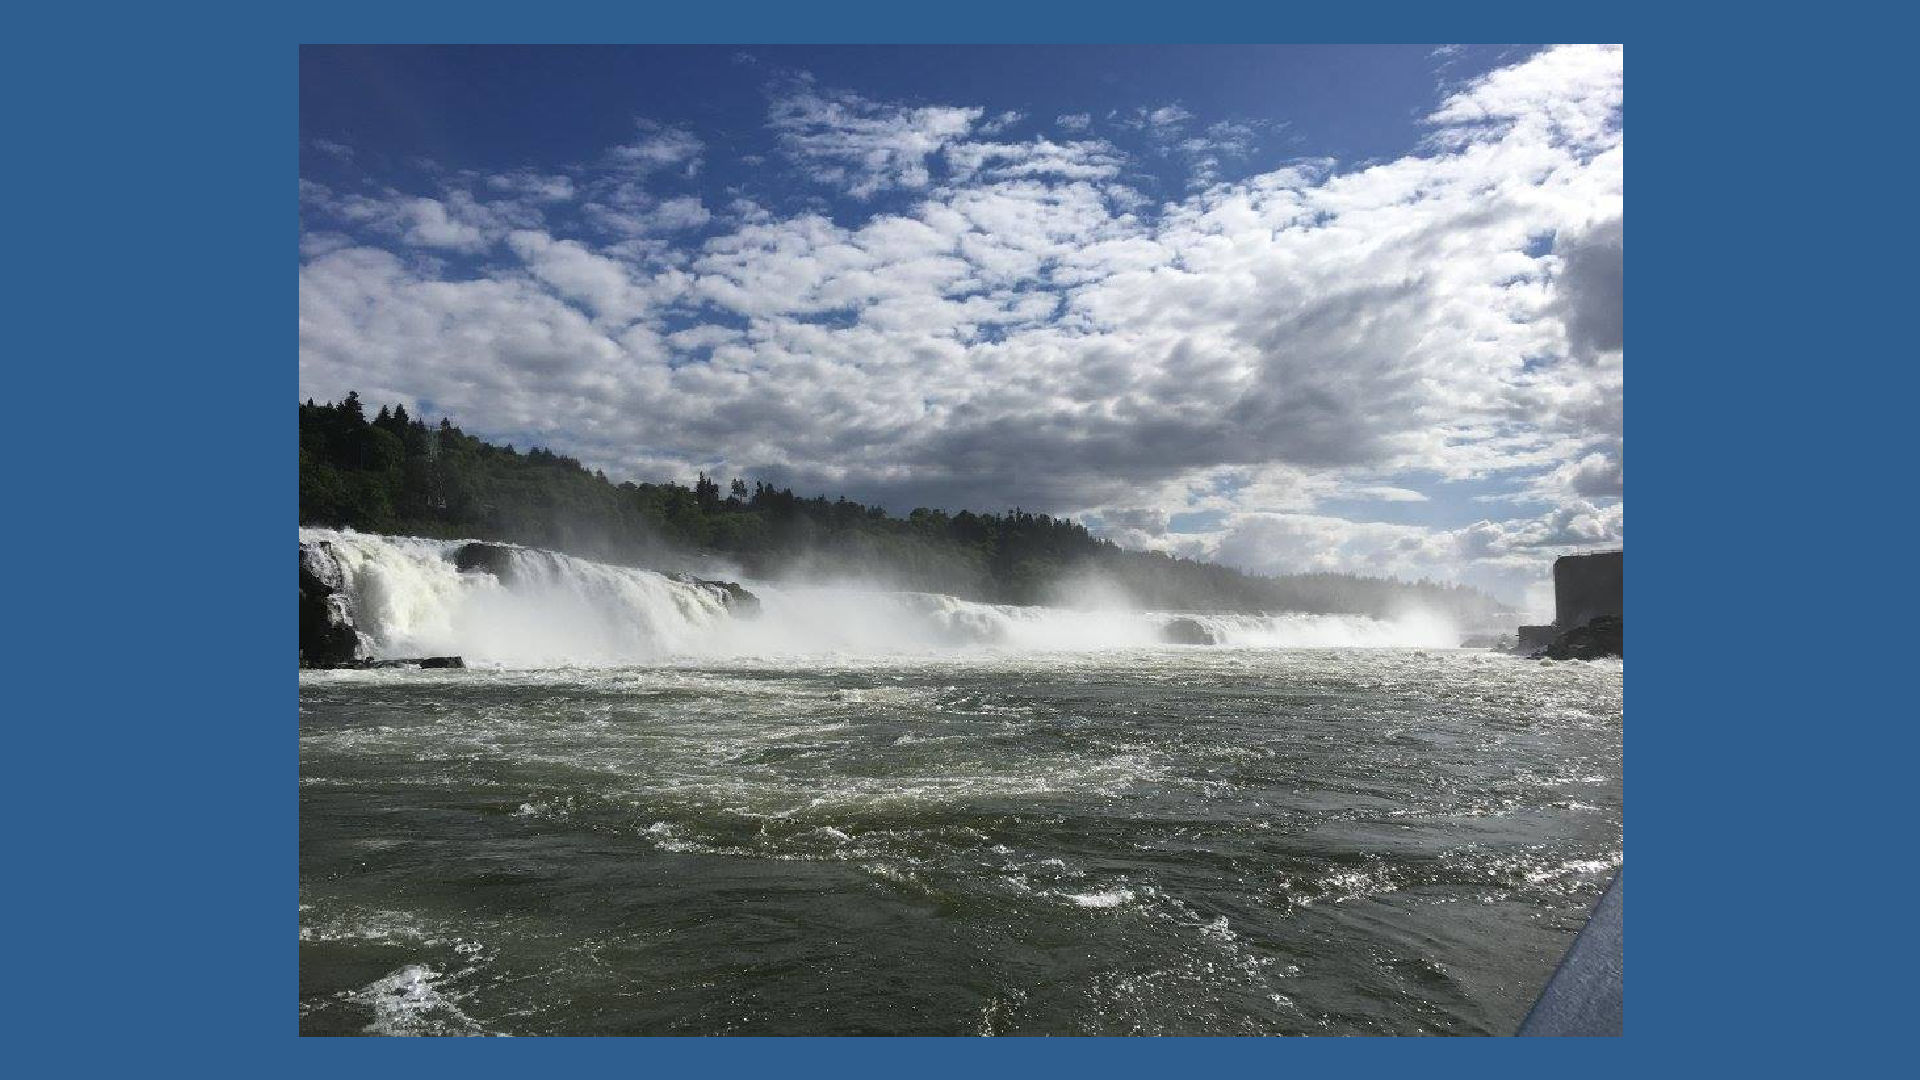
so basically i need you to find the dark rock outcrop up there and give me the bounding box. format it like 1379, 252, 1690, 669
707, 580, 762, 618
1543, 615, 1623, 660
358, 656, 466, 669
670, 573, 763, 617
299, 541, 361, 668
1160, 617, 1218, 645
454, 542, 519, 582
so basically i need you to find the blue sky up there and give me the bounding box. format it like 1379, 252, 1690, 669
299, 45, 1623, 613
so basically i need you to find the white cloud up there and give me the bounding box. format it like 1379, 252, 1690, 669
505, 230, 674, 325
1426, 43, 1622, 153
1553, 215, 1624, 358
486, 170, 576, 202
1178, 120, 1269, 186
1546, 451, 1624, 499
309, 137, 354, 161
978, 110, 1024, 135
584, 192, 712, 238
606, 119, 704, 177
1119, 104, 1195, 133
945, 138, 1125, 182
1157, 497, 1622, 620
303, 186, 502, 253
1117, 106, 1273, 186
393, 197, 484, 250
300, 46, 1625, 605
768, 76, 984, 198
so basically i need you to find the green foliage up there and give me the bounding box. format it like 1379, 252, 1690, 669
298, 396, 1512, 623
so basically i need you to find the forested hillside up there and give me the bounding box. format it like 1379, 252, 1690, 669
300, 394, 1512, 624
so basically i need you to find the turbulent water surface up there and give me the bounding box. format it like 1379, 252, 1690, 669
298, 531, 1622, 1036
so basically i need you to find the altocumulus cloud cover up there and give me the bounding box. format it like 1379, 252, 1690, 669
299, 44, 1623, 614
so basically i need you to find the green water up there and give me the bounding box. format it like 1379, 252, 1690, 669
299, 647, 1622, 1036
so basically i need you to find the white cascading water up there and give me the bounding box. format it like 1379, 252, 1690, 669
302, 528, 1459, 667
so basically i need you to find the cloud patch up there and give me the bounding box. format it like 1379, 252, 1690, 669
769, 76, 984, 198
300, 46, 1625, 606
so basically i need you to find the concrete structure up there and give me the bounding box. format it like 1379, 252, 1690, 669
1554, 551, 1624, 631
1517, 624, 1559, 653
1513, 550, 1623, 658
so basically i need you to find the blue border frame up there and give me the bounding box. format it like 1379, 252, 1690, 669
25, 4, 1835, 1069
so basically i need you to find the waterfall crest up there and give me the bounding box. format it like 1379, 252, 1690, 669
301, 528, 1458, 667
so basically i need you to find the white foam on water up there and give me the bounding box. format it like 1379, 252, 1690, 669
349, 964, 496, 1037
1523, 852, 1623, 885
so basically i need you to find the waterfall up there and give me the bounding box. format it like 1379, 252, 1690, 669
300, 529, 1459, 667
301, 529, 733, 666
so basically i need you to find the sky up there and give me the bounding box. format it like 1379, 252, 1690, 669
299, 44, 1623, 615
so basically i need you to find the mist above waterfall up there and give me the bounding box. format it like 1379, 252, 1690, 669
303, 529, 1460, 667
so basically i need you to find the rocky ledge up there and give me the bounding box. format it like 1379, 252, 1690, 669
299, 540, 362, 668
453, 541, 519, 581
1159, 617, 1219, 645
351, 656, 466, 669
667, 572, 764, 617
1539, 615, 1622, 660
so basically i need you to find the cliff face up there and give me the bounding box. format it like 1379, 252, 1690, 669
299, 541, 362, 668
1554, 551, 1623, 631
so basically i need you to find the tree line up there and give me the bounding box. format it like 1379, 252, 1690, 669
300, 394, 1512, 623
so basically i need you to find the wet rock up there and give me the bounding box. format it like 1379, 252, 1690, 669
453, 542, 518, 582
1543, 615, 1623, 660
670, 573, 762, 618
708, 580, 762, 618
1160, 617, 1218, 645
299, 541, 361, 668
359, 656, 466, 669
